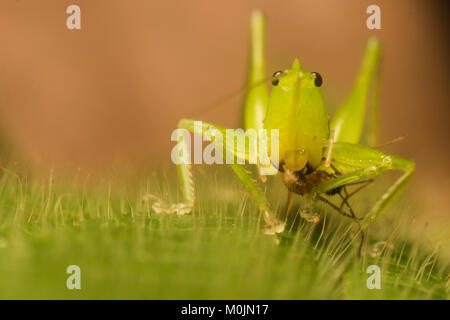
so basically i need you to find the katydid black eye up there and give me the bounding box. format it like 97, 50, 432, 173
272, 70, 283, 86
311, 72, 323, 87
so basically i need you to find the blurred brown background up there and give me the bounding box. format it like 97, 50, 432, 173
0, 1, 449, 212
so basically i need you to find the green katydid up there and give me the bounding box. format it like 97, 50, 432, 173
152, 10, 415, 250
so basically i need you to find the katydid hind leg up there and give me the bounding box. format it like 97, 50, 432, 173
243, 10, 268, 132
331, 37, 381, 145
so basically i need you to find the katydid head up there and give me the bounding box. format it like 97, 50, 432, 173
264, 59, 329, 172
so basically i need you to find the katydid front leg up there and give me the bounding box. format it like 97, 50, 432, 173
317, 142, 415, 230
160, 119, 285, 234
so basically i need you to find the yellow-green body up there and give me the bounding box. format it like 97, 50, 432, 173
263, 59, 329, 171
